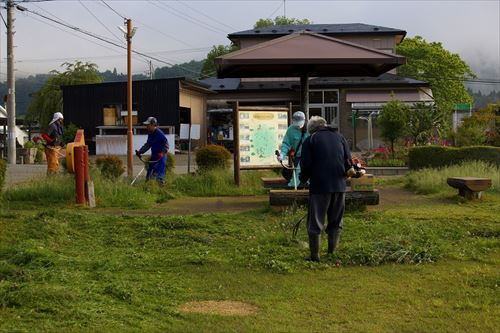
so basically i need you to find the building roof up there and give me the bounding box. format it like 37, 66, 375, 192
61, 77, 212, 91
228, 23, 406, 41
200, 73, 429, 92
216, 31, 405, 78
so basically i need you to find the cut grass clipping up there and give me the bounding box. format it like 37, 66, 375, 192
1, 191, 499, 331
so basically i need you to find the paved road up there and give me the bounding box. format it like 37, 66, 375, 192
4, 154, 198, 188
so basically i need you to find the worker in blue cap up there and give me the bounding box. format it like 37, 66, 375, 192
135, 117, 169, 184
278, 111, 309, 187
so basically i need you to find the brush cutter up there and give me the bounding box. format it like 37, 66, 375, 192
130, 153, 161, 185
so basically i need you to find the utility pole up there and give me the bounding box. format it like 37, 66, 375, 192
148, 60, 153, 80
126, 18, 134, 177
6, 0, 16, 164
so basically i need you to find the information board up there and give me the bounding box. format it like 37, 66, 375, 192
238, 107, 289, 168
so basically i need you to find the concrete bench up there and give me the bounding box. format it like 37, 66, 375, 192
269, 188, 379, 209
447, 177, 492, 200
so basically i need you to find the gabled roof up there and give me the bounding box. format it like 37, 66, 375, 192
216, 31, 405, 78
228, 23, 406, 41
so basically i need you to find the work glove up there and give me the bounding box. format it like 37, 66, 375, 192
135, 150, 141, 158
277, 153, 284, 162
158, 152, 164, 159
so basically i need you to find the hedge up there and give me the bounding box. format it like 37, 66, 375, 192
195, 145, 231, 172
408, 145, 500, 169
0, 159, 6, 192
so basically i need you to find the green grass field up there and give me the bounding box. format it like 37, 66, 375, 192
1, 172, 499, 332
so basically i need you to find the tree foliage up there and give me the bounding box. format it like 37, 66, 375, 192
199, 45, 239, 79
254, 16, 312, 28
378, 98, 410, 156
26, 61, 102, 128
396, 36, 476, 126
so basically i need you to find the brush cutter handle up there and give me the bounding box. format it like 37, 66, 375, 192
137, 154, 161, 164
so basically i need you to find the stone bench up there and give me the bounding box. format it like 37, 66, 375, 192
447, 177, 492, 200
269, 189, 379, 209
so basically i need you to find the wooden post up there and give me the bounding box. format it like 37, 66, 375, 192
126, 19, 134, 178
74, 146, 85, 205
233, 101, 240, 186
300, 73, 309, 119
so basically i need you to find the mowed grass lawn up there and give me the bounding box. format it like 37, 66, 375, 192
1, 185, 499, 332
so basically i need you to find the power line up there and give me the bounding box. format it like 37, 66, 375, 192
175, 0, 238, 31
267, 1, 284, 19
147, 0, 228, 35
78, 0, 124, 44
16, 4, 203, 76
100, 0, 126, 20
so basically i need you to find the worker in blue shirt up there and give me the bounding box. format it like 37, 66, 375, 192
135, 117, 169, 184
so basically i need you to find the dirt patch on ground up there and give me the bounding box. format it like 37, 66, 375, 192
372, 186, 437, 209
179, 300, 258, 316
97, 195, 268, 216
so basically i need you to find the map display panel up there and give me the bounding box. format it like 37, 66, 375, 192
238, 109, 288, 168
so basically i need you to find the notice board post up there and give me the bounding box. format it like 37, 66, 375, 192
233, 101, 240, 186
233, 104, 289, 186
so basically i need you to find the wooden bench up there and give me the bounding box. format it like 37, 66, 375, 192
262, 177, 352, 189
447, 177, 492, 200
269, 189, 379, 209
261, 177, 289, 189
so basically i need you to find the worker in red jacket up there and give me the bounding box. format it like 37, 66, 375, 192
44, 112, 64, 175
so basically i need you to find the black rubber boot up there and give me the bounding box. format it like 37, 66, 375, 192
305, 234, 320, 262
327, 228, 342, 254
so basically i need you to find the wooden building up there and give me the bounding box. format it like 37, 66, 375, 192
62, 77, 214, 154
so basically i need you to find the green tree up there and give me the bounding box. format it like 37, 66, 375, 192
378, 98, 410, 156
407, 102, 443, 145
199, 44, 239, 79
26, 61, 102, 128
396, 36, 476, 127
454, 104, 498, 146
254, 16, 312, 28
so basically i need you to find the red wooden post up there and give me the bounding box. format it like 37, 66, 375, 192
74, 146, 85, 204
83, 145, 89, 202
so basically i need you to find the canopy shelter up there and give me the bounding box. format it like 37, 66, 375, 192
216, 31, 406, 118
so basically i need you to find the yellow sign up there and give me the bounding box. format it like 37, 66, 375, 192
238, 108, 288, 168
66, 129, 85, 173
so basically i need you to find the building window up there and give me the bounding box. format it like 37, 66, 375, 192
308, 89, 340, 129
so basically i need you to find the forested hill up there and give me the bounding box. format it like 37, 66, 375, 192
0, 59, 204, 117
468, 89, 500, 109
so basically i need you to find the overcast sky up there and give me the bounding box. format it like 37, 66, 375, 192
2, 0, 499, 91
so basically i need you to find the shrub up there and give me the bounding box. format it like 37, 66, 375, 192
195, 145, 231, 172
408, 145, 500, 169
166, 152, 175, 174
367, 158, 406, 167
95, 155, 125, 179
0, 159, 6, 192
61, 123, 79, 146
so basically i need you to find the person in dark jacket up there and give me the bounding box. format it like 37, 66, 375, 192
299, 116, 351, 262
135, 117, 169, 184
